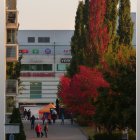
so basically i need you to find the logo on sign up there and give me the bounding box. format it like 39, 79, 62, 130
45, 48, 51, 54
61, 58, 71, 63
64, 49, 71, 55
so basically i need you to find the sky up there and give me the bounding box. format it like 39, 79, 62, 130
17, 0, 137, 30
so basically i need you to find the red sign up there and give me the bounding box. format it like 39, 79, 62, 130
19, 49, 29, 53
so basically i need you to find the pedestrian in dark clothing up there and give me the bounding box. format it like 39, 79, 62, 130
44, 122, 48, 137
42, 115, 45, 125
52, 113, 57, 124
27, 109, 31, 120
61, 113, 65, 125
23, 109, 27, 120
30, 115, 35, 129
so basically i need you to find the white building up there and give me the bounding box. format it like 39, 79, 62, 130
0, 0, 19, 139
17, 30, 74, 107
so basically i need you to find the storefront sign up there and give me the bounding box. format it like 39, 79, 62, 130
61, 58, 71, 63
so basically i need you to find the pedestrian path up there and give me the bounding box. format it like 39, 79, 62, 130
22, 119, 87, 140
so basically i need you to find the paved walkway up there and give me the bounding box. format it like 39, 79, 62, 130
22, 119, 87, 140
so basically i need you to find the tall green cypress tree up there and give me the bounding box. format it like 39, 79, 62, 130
117, 0, 134, 47
67, 1, 85, 77
105, 0, 119, 49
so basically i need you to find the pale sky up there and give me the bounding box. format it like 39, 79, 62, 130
17, 0, 137, 30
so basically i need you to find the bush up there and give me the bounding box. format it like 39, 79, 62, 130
128, 130, 136, 140
94, 133, 122, 140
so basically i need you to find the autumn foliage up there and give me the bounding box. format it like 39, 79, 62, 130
58, 66, 109, 118
89, 0, 109, 54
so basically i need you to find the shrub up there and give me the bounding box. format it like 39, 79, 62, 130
94, 133, 121, 140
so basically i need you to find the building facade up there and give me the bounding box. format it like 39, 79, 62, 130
17, 30, 74, 107
0, 0, 19, 139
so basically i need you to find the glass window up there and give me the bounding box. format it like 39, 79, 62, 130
21, 64, 29, 71
30, 82, 42, 99
36, 64, 43, 71
38, 37, 50, 43
30, 64, 36, 71
21, 64, 52, 71
28, 37, 35, 43
57, 64, 68, 71
6, 46, 16, 57
43, 64, 52, 71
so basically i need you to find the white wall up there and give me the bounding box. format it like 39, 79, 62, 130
0, 0, 6, 139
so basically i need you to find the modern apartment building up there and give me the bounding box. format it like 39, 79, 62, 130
0, 0, 19, 139
17, 30, 73, 108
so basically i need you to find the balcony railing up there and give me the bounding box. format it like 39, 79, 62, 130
6, 0, 17, 10
6, 80, 18, 96
6, 44, 18, 62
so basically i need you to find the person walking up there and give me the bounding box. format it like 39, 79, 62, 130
52, 109, 57, 124
35, 123, 41, 137
35, 123, 43, 137
42, 114, 45, 125
61, 113, 65, 125
30, 115, 35, 129
23, 109, 27, 120
27, 109, 31, 120
47, 113, 52, 124
44, 122, 48, 137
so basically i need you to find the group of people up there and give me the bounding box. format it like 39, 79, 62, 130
30, 114, 48, 138
35, 123, 48, 138
23, 109, 31, 120
23, 107, 74, 138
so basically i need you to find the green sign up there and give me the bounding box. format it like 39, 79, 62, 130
32, 49, 39, 54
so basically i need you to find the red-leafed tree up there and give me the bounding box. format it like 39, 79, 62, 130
58, 66, 109, 122
85, 0, 109, 67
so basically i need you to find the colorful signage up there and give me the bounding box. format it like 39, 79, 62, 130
45, 48, 51, 54
64, 49, 71, 55
32, 49, 39, 54
19, 49, 29, 53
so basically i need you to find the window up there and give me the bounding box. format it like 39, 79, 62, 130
21, 65, 29, 71
57, 64, 68, 71
28, 37, 35, 43
30, 82, 42, 98
6, 46, 16, 57
21, 64, 53, 71
38, 37, 50, 43
43, 64, 52, 71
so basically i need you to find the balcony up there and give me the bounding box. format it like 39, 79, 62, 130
6, 0, 16, 10
6, 44, 18, 62
6, 10, 18, 29
6, 80, 18, 96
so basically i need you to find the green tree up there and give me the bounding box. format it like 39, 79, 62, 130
105, 0, 119, 52
95, 46, 136, 132
68, 1, 88, 77
117, 0, 134, 46
6, 108, 26, 140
